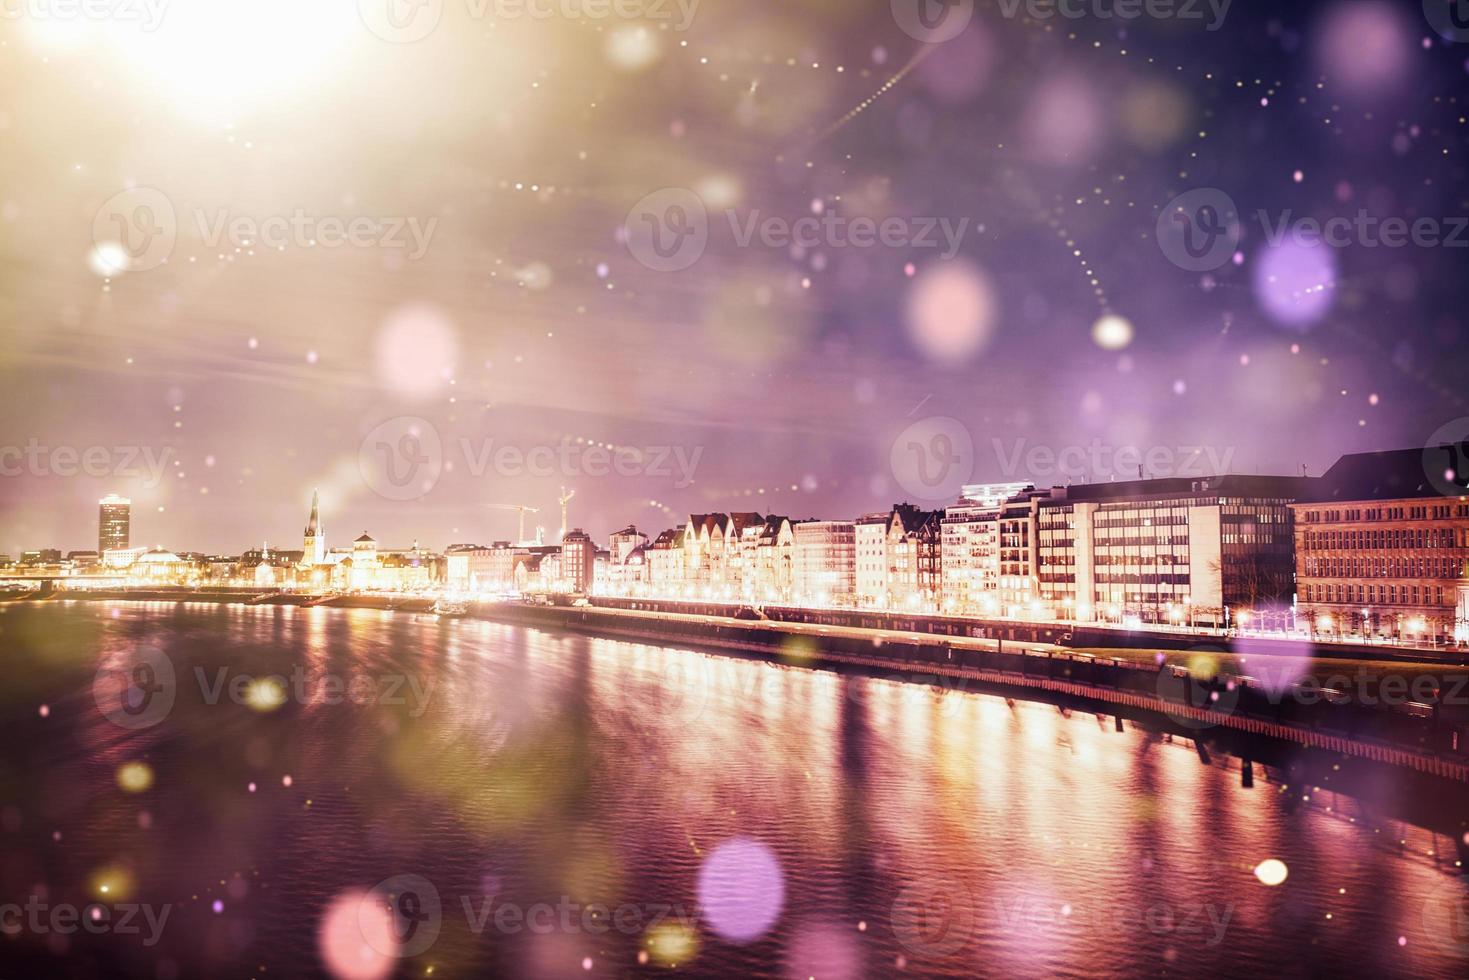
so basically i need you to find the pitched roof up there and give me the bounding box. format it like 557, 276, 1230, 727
1304, 447, 1450, 503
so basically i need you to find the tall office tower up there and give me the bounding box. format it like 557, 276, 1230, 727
98, 494, 131, 554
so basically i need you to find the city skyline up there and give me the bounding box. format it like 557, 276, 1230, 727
10, 434, 1462, 557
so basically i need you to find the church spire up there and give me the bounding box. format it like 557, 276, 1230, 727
302, 489, 325, 566
304, 488, 321, 536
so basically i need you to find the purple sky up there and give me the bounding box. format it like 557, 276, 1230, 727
1, 1, 1466, 554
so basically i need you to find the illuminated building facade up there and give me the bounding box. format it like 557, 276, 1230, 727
561, 529, 596, 593
792, 520, 855, 605
99, 493, 130, 554
1293, 448, 1469, 643
1037, 475, 1308, 626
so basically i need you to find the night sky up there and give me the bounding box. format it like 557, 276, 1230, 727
1, 0, 1466, 555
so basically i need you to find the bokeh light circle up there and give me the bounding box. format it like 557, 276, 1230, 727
1252, 239, 1338, 329
904, 260, 998, 364
318, 889, 397, 980
1091, 314, 1134, 351
696, 837, 785, 943
1254, 859, 1289, 887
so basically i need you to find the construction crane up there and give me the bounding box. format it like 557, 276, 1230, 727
558, 486, 576, 542
487, 504, 540, 546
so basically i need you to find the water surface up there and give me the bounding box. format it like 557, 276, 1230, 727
0, 601, 1464, 978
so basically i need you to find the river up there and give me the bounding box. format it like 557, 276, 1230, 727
0, 601, 1464, 978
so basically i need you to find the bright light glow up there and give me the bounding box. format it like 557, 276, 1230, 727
606, 25, 661, 72
89, 242, 130, 277
61, 1, 361, 125
1254, 858, 1289, 887
1091, 314, 1134, 351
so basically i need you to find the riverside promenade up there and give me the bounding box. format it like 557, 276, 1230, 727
476, 598, 1469, 793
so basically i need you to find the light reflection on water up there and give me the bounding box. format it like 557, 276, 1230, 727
0, 602, 1465, 978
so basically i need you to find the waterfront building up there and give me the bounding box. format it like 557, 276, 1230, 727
446, 542, 525, 594
746, 516, 794, 603
997, 490, 1048, 616
561, 529, 597, 593
647, 527, 685, 595
602, 541, 647, 594
103, 546, 147, 569
854, 512, 891, 607
939, 486, 1028, 615
680, 513, 764, 598
888, 506, 944, 610
855, 505, 943, 609
726, 513, 767, 598
128, 548, 191, 584
600, 526, 649, 595
63, 550, 101, 575
331, 534, 438, 592
1036, 474, 1310, 627
609, 526, 648, 564
98, 493, 130, 554
792, 520, 855, 605
1292, 448, 1469, 643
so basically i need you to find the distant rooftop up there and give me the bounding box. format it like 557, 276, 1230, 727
1303, 447, 1459, 503
1051, 473, 1316, 504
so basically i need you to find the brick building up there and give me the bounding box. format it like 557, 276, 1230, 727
1292, 448, 1469, 643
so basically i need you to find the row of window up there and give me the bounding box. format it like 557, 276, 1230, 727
1302, 527, 1466, 550
1302, 504, 1467, 522
1303, 583, 1448, 606
1302, 556, 1463, 579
